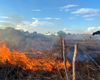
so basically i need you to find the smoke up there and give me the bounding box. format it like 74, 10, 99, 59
0, 27, 99, 62
0, 15, 23, 29
0, 27, 95, 52
0, 27, 53, 52
0, 15, 56, 52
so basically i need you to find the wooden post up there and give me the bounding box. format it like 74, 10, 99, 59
73, 43, 78, 80
62, 37, 69, 80
59, 36, 63, 61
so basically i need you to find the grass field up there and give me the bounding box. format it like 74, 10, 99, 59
0, 39, 100, 80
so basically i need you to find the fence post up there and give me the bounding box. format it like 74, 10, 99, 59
73, 43, 78, 80
59, 36, 63, 61
62, 36, 69, 80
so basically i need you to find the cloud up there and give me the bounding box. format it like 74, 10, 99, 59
15, 20, 54, 32
71, 8, 99, 14
65, 5, 78, 8
63, 28, 73, 31
32, 9, 41, 11
82, 14, 99, 17
31, 20, 53, 27
87, 27, 95, 32
32, 18, 39, 20
15, 21, 34, 31
69, 17, 76, 19
85, 18, 94, 20
60, 4, 78, 11
44, 17, 60, 20
54, 18, 60, 20
0, 15, 54, 32
0, 16, 11, 19
63, 28, 67, 31
87, 27, 100, 33
60, 5, 78, 9
44, 17, 52, 20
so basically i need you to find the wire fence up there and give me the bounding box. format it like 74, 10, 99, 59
64, 38, 100, 80
78, 46, 100, 69
42, 37, 100, 80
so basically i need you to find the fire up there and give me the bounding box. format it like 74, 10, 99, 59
0, 41, 71, 71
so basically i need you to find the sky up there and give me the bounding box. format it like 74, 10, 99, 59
0, 0, 100, 34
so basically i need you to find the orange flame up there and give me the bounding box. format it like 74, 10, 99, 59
0, 41, 71, 71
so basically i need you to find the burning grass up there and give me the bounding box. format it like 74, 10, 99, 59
0, 40, 71, 79
0, 40, 71, 71
0, 57, 100, 80
0, 40, 100, 80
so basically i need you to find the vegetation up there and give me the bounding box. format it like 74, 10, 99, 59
0, 55, 100, 80
0, 41, 100, 80
0, 31, 100, 80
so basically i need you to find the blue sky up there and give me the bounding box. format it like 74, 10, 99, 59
0, 0, 100, 34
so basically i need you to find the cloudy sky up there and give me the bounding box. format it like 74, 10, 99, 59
0, 0, 100, 34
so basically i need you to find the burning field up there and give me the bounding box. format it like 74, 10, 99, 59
0, 40, 72, 80
0, 40, 71, 71
0, 40, 100, 80
0, 28, 100, 80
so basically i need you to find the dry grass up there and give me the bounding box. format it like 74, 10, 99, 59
0, 39, 100, 80
0, 55, 100, 80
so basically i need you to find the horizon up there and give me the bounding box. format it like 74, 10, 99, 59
0, 0, 100, 34
0, 27, 93, 35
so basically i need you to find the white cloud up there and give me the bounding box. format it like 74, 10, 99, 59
54, 18, 60, 20
66, 5, 78, 8
32, 18, 39, 20
44, 17, 60, 20
71, 8, 99, 14
32, 9, 41, 11
60, 5, 78, 9
87, 27, 100, 33
60, 4, 78, 11
32, 17, 60, 21
15, 20, 54, 32
0, 16, 11, 19
15, 21, 32, 31
86, 18, 94, 20
63, 28, 73, 31
63, 28, 67, 31
87, 27, 95, 32
82, 14, 99, 17
69, 17, 75, 19
44, 17, 52, 20
85, 26, 100, 35
31, 20, 53, 27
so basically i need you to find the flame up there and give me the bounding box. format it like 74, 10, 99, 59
0, 41, 71, 71
82, 40, 85, 44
